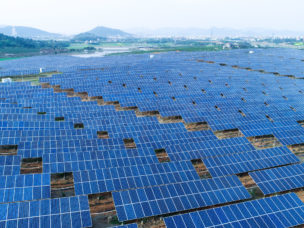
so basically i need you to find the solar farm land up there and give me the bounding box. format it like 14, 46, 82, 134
1, 48, 304, 227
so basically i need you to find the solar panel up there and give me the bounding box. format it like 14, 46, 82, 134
250, 163, 304, 195
1, 49, 304, 226
164, 193, 304, 228
0, 155, 21, 176
73, 161, 200, 195
0, 173, 50, 203
0, 195, 92, 228
204, 146, 299, 177
113, 175, 250, 221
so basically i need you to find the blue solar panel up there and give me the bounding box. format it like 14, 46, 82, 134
1, 49, 304, 226
113, 175, 250, 221
0, 173, 50, 203
250, 163, 304, 195
204, 146, 299, 177
0, 195, 92, 228
164, 193, 304, 227
73, 161, 200, 195
0, 155, 21, 176
167, 137, 255, 161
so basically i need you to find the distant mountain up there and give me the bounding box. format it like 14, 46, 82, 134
127, 27, 304, 38
0, 26, 65, 40
72, 32, 107, 42
84, 26, 132, 38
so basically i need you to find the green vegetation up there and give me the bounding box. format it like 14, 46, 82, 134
68, 38, 254, 56
248, 187, 264, 199
2, 32, 302, 59
67, 43, 91, 50
294, 42, 304, 46
108, 45, 222, 56
0, 33, 69, 49
5, 71, 61, 86
85, 26, 131, 37
0, 57, 22, 61
257, 37, 304, 49
72, 32, 107, 42
0, 33, 69, 57
109, 216, 121, 225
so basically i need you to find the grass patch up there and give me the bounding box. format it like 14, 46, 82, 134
2, 71, 61, 85
0, 57, 23, 61
68, 42, 144, 50
107, 45, 223, 56
67, 43, 91, 50
0, 47, 41, 55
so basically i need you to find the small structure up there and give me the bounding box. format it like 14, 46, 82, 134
1, 78, 12, 83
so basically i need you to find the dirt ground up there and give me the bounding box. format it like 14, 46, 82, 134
0, 145, 18, 155
191, 159, 212, 179
247, 135, 282, 149
51, 172, 75, 198
185, 122, 210, 131
238, 173, 257, 189
155, 149, 171, 163
214, 129, 244, 139
20, 157, 43, 174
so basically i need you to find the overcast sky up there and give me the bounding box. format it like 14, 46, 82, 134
0, 0, 303, 35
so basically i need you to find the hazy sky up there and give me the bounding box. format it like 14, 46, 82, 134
0, 0, 303, 35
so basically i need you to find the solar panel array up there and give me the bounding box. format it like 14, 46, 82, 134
204, 146, 299, 177
0, 195, 92, 228
0, 49, 304, 227
250, 163, 304, 195
73, 161, 200, 195
113, 175, 250, 221
164, 193, 304, 228
0, 173, 50, 203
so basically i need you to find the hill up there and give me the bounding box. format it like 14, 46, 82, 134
84, 26, 131, 38
72, 32, 107, 42
0, 26, 64, 40
0, 33, 69, 57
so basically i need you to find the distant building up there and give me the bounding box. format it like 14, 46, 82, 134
11, 26, 17, 37
223, 43, 231, 49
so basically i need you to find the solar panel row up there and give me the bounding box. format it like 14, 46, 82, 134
250, 163, 304, 195
113, 175, 251, 221
73, 161, 199, 195
0, 195, 92, 228
204, 146, 299, 177
164, 193, 304, 228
